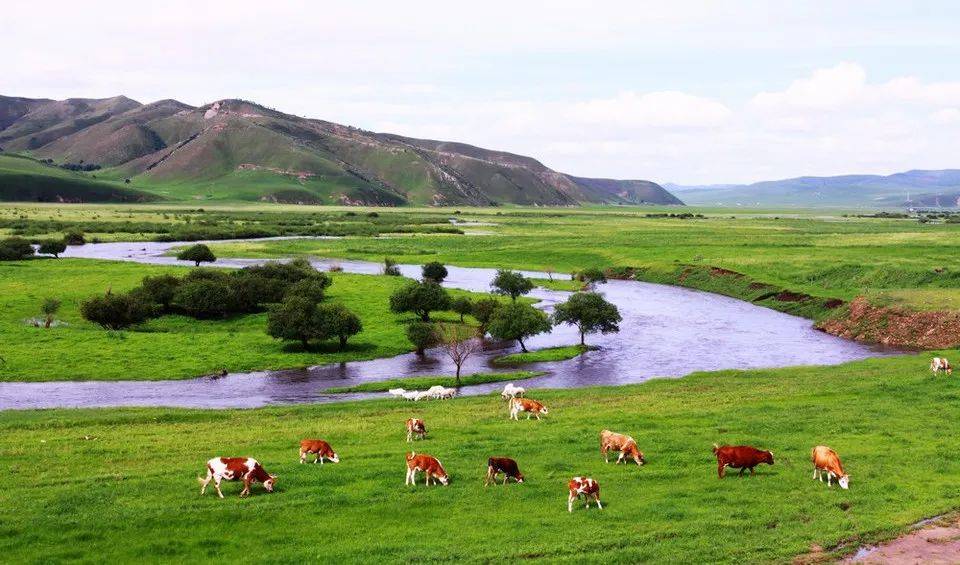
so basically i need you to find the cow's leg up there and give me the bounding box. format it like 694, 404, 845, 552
602, 445, 609, 463
317, 454, 323, 465
718, 463, 725, 478
199, 471, 212, 495
214, 476, 224, 499
406, 430, 412, 442
749, 466, 755, 476
240, 475, 252, 498
827, 473, 832, 487
405, 468, 412, 485
568, 492, 575, 512
594, 493, 603, 510
617, 452, 625, 464
738, 467, 745, 477
299, 449, 307, 464
813, 467, 818, 480
503, 475, 508, 485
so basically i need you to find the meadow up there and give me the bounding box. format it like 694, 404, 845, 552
1, 353, 956, 563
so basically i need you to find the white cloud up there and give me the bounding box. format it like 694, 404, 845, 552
567, 91, 730, 128
751, 62, 867, 111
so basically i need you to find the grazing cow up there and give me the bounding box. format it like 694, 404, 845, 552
931, 357, 953, 375
414, 390, 434, 402
437, 387, 456, 399
299, 439, 339, 464
509, 397, 548, 420
406, 418, 427, 442
388, 388, 406, 398
405, 452, 449, 486
713, 444, 774, 478
501, 383, 526, 399
198, 457, 276, 498
811, 445, 849, 489
600, 430, 645, 466
567, 476, 601, 512
401, 390, 420, 401
426, 385, 446, 399
485, 457, 524, 486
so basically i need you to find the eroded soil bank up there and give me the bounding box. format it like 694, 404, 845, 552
819, 297, 960, 349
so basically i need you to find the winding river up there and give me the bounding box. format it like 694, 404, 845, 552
0, 239, 894, 409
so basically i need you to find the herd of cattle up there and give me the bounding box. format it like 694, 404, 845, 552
197, 367, 879, 510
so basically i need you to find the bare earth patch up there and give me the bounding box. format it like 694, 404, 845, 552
839, 515, 960, 564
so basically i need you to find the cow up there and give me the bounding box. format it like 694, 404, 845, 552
198, 457, 276, 498
600, 430, 645, 466
405, 452, 449, 486
931, 357, 953, 376
388, 388, 406, 398
426, 385, 446, 399
437, 387, 456, 399
485, 457, 524, 486
712, 444, 774, 478
414, 390, 434, 401
811, 445, 849, 489
299, 439, 339, 464
401, 390, 420, 401
406, 418, 427, 442
501, 383, 526, 399
567, 476, 601, 512
509, 397, 548, 420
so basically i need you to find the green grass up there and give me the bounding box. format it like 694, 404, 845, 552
2, 353, 958, 562
529, 277, 585, 291
0, 258, 483, 381
323, 371, 545, 393
493, 345, 589, 365
0, 154, 159, 202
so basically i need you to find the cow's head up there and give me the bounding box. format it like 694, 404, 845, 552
539, 406, 549, 415
263, 475, 276, 492
437, 473, 449, 486
329, 453, 340, 463
838, 475, 850, 490
763, 451, 774, 465
515, 471, 525, 483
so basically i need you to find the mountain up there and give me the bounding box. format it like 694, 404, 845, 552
0, 95, 682, 206
667, 170, 960, 208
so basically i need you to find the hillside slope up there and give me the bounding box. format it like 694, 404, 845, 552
0, 95, 681, 206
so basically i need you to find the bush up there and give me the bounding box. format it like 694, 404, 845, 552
266, 296, 319, 347
487, 302, 552, 352
471, 297, 501, 336
64, 231, 86, 245
0, 237, 35, 261
139, 275, 181, 310
491, 269, 534, 301
38, 240, 67, 258
451, 296, 473, 322
383, 257, 401, 276
422, 261, 448, 283
574, 267, 607, 285
317, 303, 362, 350
285, 277, 331, 303
80, 291, 156, 330
406, 321, 439, 354
389, 280, 451, 321
40, 297, 61, 328
176, 243, 216, 266
172, 279, 238, 318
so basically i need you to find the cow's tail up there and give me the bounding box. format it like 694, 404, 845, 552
196, 475, 207, 485
712, 443, 719, 455
406, 451, 415, 462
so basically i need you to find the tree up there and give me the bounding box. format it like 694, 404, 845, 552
40, 298, 61, 328
406, 321, 439, 354
491, 269, 534, 301
80, 290, 155, 330
317, 303, 362, 350
544, 266, 556, 281
451, 296, 473, 322
285, 278, 330, 303
422, 261, 449, 283
383, 257, 401, 276
389, 280, 451, 322
176, 243, 216, 266
574, 267, 607, 286
471, 297, 501, 336
552, 292, 622, 346
172, 279, 238, 318
487, 302, 552, 352
436, 323, 480, 384
64, 231, 86, 246
266, 296, 320, 348
139, 275, 181, 311
0, 237, 35, 261
38, 240, 67, 258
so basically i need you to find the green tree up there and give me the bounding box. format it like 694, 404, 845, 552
552, 292, 622, 346
266, 296, 320, 348
176, 244, 216, 266
405, 321, 439, 355
471, 297, 501, 336
172, 279, 238, 318
317, 303, 362, 350
38, 240, 67, 258
40, 298, 61, 328
487, 302, 552, 352
450, 296, 473, 322
139, 275, 181, 311
0, 237, 35, 261
574, 267, 608, 286
422, 261, 449, 283
64, 231, 86, 245
383, 257, 401, 276
285, 277, 330, 303
79, 291, 156, 330
389, 281, 451, 322
491, 269, 534, 301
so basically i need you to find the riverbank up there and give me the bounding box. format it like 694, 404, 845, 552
2, 353, 955, 563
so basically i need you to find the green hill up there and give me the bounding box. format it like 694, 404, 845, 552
0, 154, 158, 203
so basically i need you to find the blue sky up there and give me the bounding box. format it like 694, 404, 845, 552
3, 1, 960, 184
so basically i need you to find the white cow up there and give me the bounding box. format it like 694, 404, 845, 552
501, 383, 526, 400
426, 385, 446, 399
402, 390, 420, 401
388, 388, 407, 398
931, 357, 953, 375
437, 387, 456, 399
414, 390, 434, 401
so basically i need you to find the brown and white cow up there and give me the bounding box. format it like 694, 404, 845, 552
509, 397, 548, 420
600, 429, 645, 466
811, 445, 849, 489
198, 457, 276, 498
299, 439, 339, 464
485, 457, 524, 486
712, 444, 774, 478
567, 476, 601, 512
405, 452, 449, 486
931, 357, 953, 375
406, 418, 427, 442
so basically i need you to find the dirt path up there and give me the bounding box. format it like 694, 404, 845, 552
840, 515, 960, 564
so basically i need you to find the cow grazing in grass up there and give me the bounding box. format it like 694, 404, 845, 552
437, 387, 456, 399
198, 457, 276, 498
509, 397, 548, 420
299, 439, 339, 464
388, 388, 406, 398
931, 357, 952, 375
713, 444, 774, 478
406, 418, 427, 442
401, 390, 420, 401
501, 383, 526, 399
405, 452, 448, 486
485, 457, 524, 486
567, 476, 601, 512
811, 445, 849, 489
600, 430, 645, 466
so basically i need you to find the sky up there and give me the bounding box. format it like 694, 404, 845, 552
3, 1, 960, 184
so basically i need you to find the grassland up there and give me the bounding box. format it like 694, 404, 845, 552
493, 345, 589, 365
1, 353, 957, 562
323, 371, 544, 393
0, 258, 483, 381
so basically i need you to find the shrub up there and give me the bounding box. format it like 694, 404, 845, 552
471, 297, 502, 336
40, 297, 61, 328
451, 296, 473, 322
0, 237, 35, 261
38, 240, 67, 258
389, 280, 451, 321
139, 275, 181, 310
574, 267, 608, 285
422, 261, 448, 283
487, 302, 552, 352
383, 257, 401, 276
266, 296, 319, 347
64, 231, 86, 245
491, 269, 534, 301
80, 291, 156, 330
284, 277, 331, 303
406, 321, 439, 354
317, 303, 362, 350
172, 279, 238, 318
176, 243, 216, 266
552, 292, 622, 346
